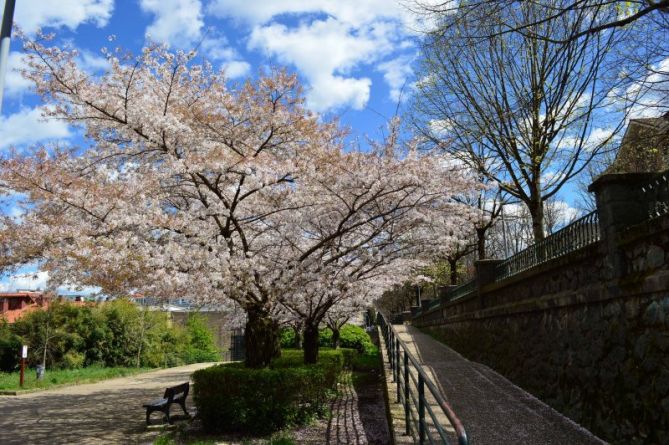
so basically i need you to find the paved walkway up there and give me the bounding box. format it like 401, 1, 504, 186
0, 363, 217, 445
389, 325, 606, 445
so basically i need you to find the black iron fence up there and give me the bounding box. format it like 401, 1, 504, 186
447, 279, 476, 302
378, 312, 469, 445
641, 169, 669, 219
495, 210, 600, 281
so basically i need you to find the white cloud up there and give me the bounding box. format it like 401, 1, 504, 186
208, 0, 409, 27
4, 52, 32, 98
249, 18, 397, 111
78, 50, 111, 73
222, 60, 251, 79
0, 270, 100, 295
209, 0, 420, 111
378, 55, 415, 102
15, 0, 113, 32
199, 36, 251, 79
0, 271, 49, 292
140, 0, 204, 47
428, 119, 454, 137
0, 107, 72, 151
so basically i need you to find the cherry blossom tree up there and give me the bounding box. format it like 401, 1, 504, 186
0, 35, 479, 367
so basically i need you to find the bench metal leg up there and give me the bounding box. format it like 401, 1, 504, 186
178, 401, 189, 417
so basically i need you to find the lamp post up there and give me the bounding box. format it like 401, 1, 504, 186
0, 0, 17, 115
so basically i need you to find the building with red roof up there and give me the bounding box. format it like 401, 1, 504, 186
0, 291, 50, 323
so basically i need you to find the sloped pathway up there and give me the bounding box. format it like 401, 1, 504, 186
0, 363, 216, 445
390, 324, 606, 445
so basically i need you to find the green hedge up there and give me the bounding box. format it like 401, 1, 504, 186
193, 349, 345, 434
320, 324, 377, 354
279, 323, 377, 354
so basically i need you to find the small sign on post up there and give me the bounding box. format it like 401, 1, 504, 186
19, 345, 27, 387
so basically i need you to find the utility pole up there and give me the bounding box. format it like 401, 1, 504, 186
0, 0, 17, 115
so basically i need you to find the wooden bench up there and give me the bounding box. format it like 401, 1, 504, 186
143, 382, 190, 425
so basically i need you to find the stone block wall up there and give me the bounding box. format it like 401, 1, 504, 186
413, 173, 669, 444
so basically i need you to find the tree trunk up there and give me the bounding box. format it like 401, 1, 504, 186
303, 323, 319, 364
448, 258, 458, 285
293, 325, 303, 349
331, 327, 340, 349
244, 306, 281, 368
476, 227, 486, 260
528, 196, 545, 243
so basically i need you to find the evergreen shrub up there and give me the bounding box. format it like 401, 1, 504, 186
192, 349, 345, 434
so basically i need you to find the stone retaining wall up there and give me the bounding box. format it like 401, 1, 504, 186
412, 173, 669, 444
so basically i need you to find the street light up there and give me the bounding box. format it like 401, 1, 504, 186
0, 0, 17, 115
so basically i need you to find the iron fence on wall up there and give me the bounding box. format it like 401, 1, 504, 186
494, 210, 600, 281
446, 279, 476, 302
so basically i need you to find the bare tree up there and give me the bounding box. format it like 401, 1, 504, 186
412, 1, 669, 43
413, 1, 626, 242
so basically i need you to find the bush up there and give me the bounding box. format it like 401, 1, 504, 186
319, 324, 376, 354
8, 300, 221, 370
181, 314, 220, 364
62, 351, 85, 369
0, 320, 20, 372
193, 349, 345, 434
279, 327, 297, 349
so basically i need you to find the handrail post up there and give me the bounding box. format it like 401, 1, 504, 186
395, 338, 401, 403
390, 331, 396, 382
418, 373, 426, 444
404, 350, 410, 436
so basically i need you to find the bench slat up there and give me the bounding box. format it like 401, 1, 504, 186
143, 398, 168, 408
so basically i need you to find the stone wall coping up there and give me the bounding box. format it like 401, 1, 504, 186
616, 212, 669, 247
587, 171, 657, 193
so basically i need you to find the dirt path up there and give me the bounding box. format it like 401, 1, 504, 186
0, 363, 217, 445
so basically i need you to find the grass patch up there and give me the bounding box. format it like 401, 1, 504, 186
0, 365, 153, 391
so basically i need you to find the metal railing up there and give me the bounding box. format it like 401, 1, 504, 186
641, 169, 669, 219
378, 312, 469, 445
446, 279, 476, 302
495, 210, 600, 281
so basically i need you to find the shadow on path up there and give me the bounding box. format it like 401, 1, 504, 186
0, 363, 215, 445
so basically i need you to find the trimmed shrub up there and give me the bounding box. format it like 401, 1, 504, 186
319, 324, 376, 354
193, 349, 345, 434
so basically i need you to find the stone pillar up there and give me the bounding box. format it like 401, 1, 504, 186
1, 298, 7, 312
475, 259, 505, 288
476, 259, 505, 309
439, 285, 458, 304
589, 172, 656, 277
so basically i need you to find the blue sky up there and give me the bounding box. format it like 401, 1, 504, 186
1, 0, 426, 145
3, 1, 663, 292
0, 0, 431, 292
